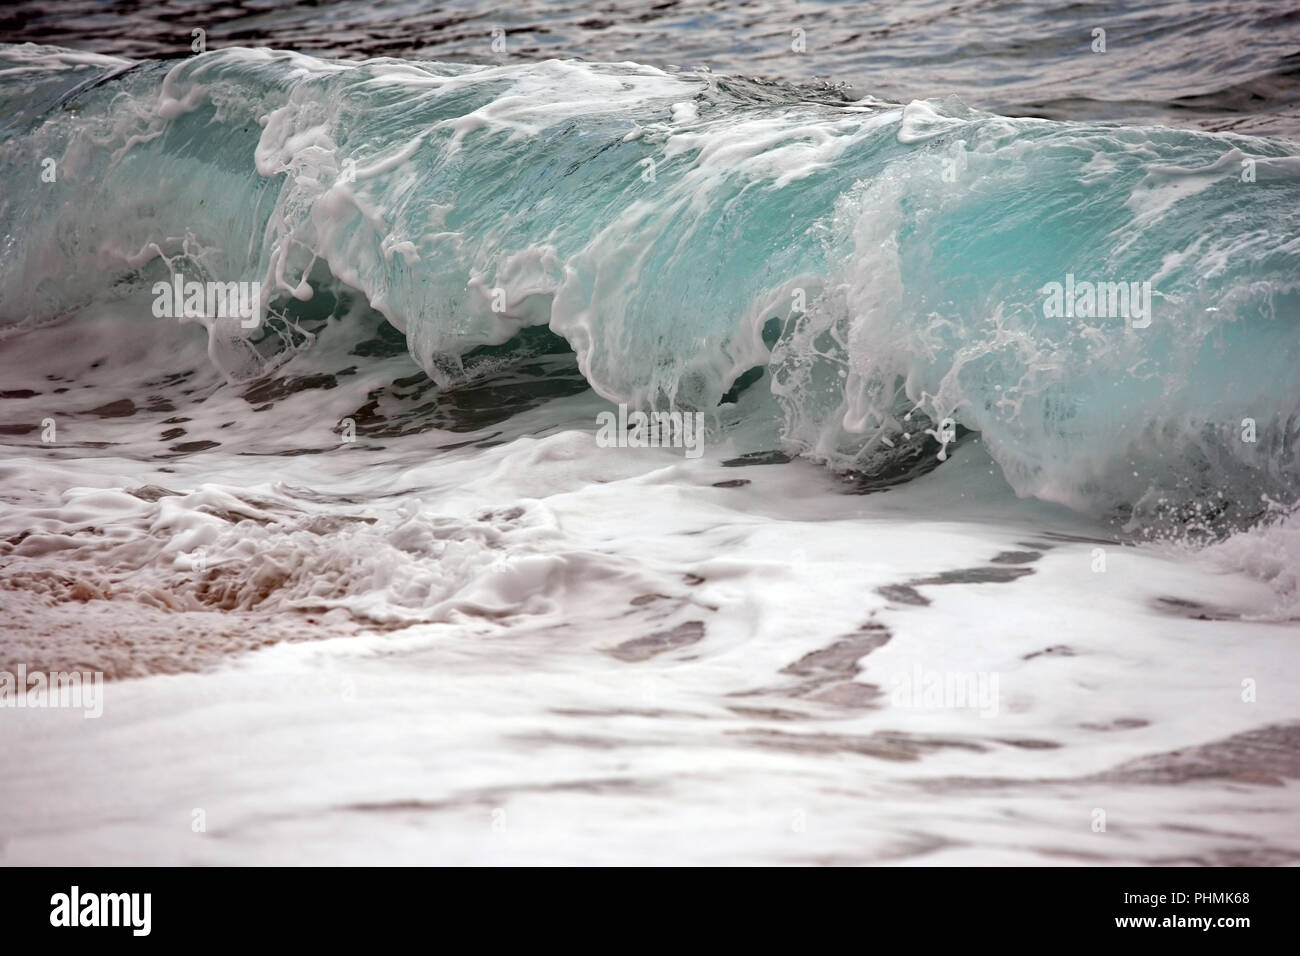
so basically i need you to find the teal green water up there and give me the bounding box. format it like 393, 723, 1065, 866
1, 45, 1297, 531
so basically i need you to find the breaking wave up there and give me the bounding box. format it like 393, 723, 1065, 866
2, 43, 1298, 533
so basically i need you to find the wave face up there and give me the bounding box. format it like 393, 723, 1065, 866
2, 44, 1299, 531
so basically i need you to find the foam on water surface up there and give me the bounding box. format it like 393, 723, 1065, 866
0, 37, 1297, 865
2, 415, 1297, 864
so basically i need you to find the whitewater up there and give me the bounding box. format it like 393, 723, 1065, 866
1, 26, 1297, 864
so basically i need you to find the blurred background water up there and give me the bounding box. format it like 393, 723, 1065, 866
4, 0, 1299, 137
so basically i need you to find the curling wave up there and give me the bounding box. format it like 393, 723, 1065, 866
1, 43, 1298, 532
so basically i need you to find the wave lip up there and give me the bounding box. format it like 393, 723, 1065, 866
0, 44, 1298, 532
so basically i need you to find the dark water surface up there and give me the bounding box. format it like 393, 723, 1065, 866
4, 0, 1299, 137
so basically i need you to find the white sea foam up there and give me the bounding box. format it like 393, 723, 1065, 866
1, 45, 1297, 866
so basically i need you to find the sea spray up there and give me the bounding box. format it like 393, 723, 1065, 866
0, 45, 1296, 530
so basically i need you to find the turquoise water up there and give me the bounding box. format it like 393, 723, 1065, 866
1, 0, 1298, 869
1, 40, 1297, 531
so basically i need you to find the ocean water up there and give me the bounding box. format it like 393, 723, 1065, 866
0, 1, 1298, 865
